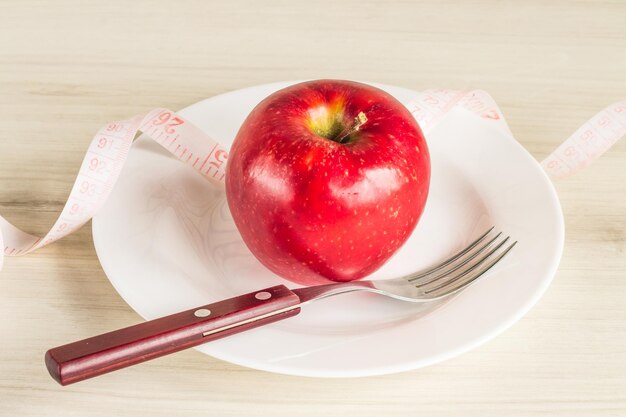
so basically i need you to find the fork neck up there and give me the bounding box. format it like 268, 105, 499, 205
292, 281, 376, 305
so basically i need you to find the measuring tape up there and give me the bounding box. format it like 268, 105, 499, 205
408, 90, 626, 179
1, 89, 624, 271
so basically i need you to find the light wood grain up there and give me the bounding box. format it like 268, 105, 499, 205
1, 1, 625, 416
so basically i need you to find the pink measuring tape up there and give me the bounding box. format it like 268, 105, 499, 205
1, 89, 624, 271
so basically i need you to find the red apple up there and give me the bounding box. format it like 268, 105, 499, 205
225, 80, 430, 285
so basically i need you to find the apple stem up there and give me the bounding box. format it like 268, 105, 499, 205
336, 112, 368, 144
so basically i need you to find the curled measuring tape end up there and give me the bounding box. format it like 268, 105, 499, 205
0, 108, 228, 271
409, 91, 625, 181
541, 101, 626, 180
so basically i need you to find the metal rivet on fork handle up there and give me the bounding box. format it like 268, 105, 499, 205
255, 291, 272, 300
194, 309, 211, 318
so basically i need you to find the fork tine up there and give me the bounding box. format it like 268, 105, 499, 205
409, 230, 502, 285
407, 226, 495, 281
423, 240, 517, 299
409, 231, 504, 286
419, 235, 510, 293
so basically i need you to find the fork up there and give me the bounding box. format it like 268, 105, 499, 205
45, 227, 516, 385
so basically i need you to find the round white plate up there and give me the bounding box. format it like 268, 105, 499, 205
92, 81, 564, 377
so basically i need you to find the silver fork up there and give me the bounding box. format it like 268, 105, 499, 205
45, 227, 516, 386
294, 226, 516, 305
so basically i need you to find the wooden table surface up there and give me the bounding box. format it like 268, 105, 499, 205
1, 1, 625, 416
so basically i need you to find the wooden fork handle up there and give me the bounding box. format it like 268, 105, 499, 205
45, 285, 301, 385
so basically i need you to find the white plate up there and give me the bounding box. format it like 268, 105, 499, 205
92, 81, 564, 377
